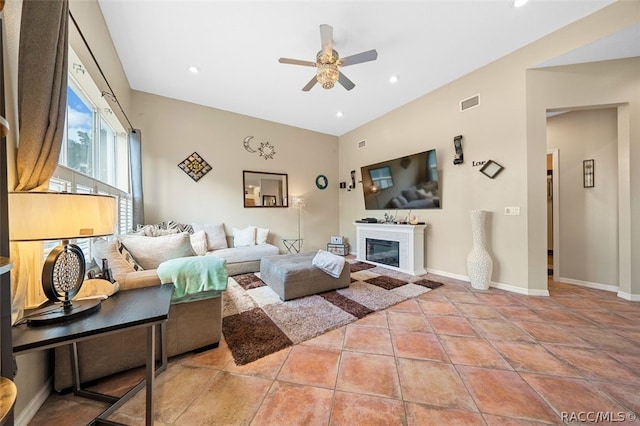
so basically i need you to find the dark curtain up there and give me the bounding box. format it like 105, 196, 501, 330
16, 0, 68, 191
129, 129, 145, 228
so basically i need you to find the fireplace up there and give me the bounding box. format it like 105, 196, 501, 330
366, 238, 399, 267
354, 223, 427, 275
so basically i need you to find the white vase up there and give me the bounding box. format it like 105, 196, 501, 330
467, 210, 493, 290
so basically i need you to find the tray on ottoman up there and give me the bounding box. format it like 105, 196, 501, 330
260, 252, 351, 301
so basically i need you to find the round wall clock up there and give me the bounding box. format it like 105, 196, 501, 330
315, 174, 328, 190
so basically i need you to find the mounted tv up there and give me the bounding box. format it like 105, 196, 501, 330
361, 149, 440, 210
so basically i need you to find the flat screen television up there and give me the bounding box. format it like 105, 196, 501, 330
360, 149, 440, 210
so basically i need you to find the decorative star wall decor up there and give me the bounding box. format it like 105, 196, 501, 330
258, 142, 276, 160
178, 152, 212, 182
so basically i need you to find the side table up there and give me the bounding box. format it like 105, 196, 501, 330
13, 284, 174, 425
283, 238, 304, 253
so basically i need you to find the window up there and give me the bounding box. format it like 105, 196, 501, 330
52, 48, 133, 245
369, 166, 394, 189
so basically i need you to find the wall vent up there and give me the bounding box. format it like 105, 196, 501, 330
357, 140, 367, 149
460, 94, 480, 112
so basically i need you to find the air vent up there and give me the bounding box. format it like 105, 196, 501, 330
358, 140, 367, 149
460, 94, 480, 112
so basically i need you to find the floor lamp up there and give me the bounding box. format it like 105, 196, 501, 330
9, 192, 116, 325
292, 196, 306, 240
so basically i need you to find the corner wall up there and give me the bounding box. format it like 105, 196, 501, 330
338, 1, 640, 296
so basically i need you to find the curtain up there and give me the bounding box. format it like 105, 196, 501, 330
129, 129, 145, 228
10, 0, 69, 323
15, 0, 68, 191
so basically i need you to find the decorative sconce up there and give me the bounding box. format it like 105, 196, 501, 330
583, 159, 594, 188
347, 170, 356, 191
453, 135, 464, 165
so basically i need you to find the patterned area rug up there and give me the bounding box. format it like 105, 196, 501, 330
222, 261, 443, 365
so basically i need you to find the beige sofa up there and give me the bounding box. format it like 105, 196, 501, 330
53, 228, 279, 391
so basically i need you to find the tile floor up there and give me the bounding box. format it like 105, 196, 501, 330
29, 276, 640, 425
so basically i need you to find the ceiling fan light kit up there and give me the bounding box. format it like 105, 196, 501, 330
279, 24, 378, 91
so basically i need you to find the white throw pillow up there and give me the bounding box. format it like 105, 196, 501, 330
256, 227, 270, 245
190, 230, 208, 256
192, 223, 228, 250
233, 226, 256, 247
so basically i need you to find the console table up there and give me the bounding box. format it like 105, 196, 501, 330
13, 284, 174, 425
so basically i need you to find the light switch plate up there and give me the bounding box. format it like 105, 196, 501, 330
505, 206, 520, 216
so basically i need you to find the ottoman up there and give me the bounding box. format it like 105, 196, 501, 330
260, 252, 351, 301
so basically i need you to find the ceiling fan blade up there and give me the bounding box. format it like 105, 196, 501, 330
340, 49, 378, 67
279, 58, 317, 67
338, 72, 355, 91
302, 76, 318, 92
319, 24, 333, 53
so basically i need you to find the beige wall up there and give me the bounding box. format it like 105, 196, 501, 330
338, 1, 640, 296
130, 91, 340, 252
547, 108, 618, 288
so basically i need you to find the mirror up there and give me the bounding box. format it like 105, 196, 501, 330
243, 170, 288, 208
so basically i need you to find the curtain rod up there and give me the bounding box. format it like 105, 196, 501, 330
69, 11, 135, 132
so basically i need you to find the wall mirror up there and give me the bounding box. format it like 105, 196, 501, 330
243, 170, 288, 208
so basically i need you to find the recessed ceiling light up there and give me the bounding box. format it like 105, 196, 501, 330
188, 66, 199, 74
513, 0, 528, 7
389, 75, 399, 83
336, 111, 344, 118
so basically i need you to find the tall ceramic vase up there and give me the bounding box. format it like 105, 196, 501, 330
467, 210, 493, 290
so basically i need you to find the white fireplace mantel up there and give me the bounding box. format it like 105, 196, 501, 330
354, 222, 427, 276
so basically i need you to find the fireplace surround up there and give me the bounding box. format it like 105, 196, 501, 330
354, 223, 427, 275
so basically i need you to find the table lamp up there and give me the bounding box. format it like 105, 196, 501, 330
8, 192, 116, 325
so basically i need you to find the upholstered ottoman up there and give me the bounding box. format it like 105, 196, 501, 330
260, 252, 351, 301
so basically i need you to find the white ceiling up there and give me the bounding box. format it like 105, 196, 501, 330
97, 0, 624, 136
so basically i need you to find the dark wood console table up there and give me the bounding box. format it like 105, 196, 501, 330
13, 284, 174, 425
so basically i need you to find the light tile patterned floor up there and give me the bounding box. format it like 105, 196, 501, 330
29, 276, 640, 425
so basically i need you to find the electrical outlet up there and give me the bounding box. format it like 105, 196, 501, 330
504, 206, 520, 216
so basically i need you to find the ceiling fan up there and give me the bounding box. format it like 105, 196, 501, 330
279, 24, 378, 91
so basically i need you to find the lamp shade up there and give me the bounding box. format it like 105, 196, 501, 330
8, 192, 116, 242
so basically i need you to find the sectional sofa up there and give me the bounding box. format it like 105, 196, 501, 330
53, 223, 279, 391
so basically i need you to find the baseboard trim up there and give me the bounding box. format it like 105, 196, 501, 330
557, 276, 619, 293
16, 377, 52, 426
616, 291, 640, 301
426, 269, 550, 296
491, 281, 550, 297
425, 268, 467, 282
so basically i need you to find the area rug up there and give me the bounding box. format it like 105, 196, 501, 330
222, 261, 443, 365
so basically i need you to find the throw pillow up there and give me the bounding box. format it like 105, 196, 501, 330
166, 220, 194, 234
233, 226, 256, 247
190, 230, 208, 256
116, 240, 144, 271
92, 238, 135, 283
118, 232, 196, 270
192, 223, 227, 250
256, 227, 270, 245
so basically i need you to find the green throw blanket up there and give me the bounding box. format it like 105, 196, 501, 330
157, 256, 228, 304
